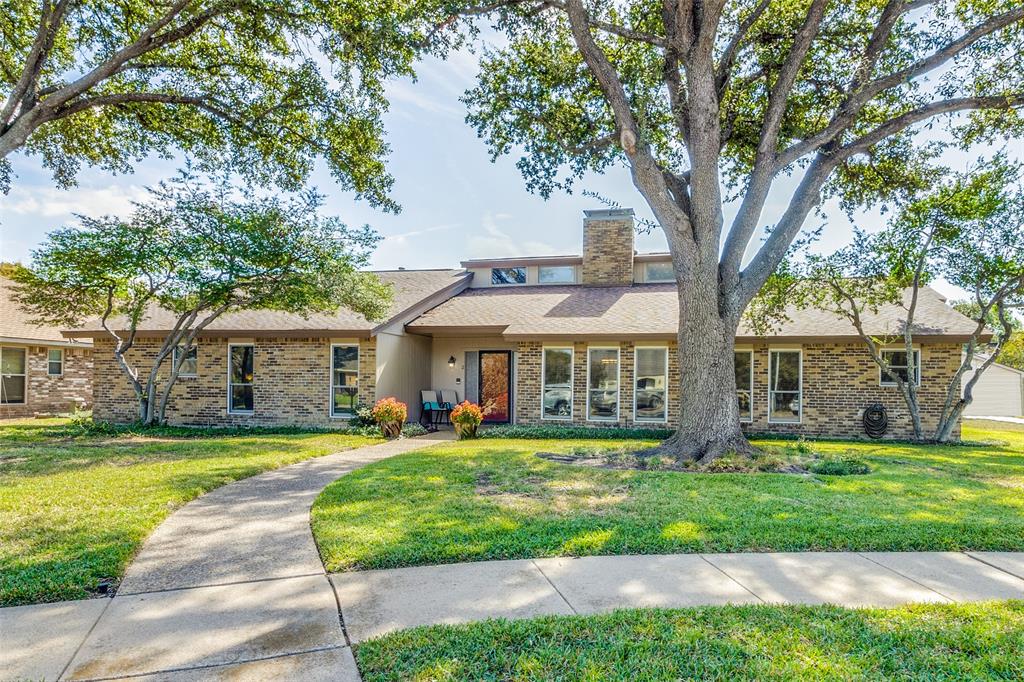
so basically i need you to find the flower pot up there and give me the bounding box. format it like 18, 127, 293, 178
380, 421, 402, 439
454, 421, 478, 440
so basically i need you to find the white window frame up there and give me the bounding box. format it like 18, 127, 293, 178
490, 266, 527, 286
330, 343, 360, 418
735, 349, 753, 423
47, 348, 64, 376
768, 348, 802, 424
644, 261, 675, 283
538, 265, 575, 284
173, 345, 198, 378
227, 343, 255, 415
633, 346, 668, 423
586, 346, 620, 422
879, 348, 921, 387
0, 345, 28, 405
540, 346, 573, 421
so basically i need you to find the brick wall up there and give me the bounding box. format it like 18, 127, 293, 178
92, 336, 376, 427
581, 211, 635, 286
514, 339, 962, 440
0, 344, 92, 418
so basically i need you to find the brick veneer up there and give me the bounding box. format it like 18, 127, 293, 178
0, 344, 92, 418
515, 340, 962, 440
581, 213, 635, 286
91, 336, 376, 426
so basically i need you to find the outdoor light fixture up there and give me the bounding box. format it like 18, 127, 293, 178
448, 356, 456, 368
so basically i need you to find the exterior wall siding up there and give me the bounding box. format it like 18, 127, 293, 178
515, 339, 962, 440
0, 344, 92, 418
91, 336, 375, 427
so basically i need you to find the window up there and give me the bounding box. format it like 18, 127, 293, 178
228, 344, 254, 413
173, 345, 198, 377
735, 351, 753, 422
491, 267, 526, 285
587, 347, 620, 421
542, 347, 573, 420
47, 348, 64, 376
331, 344, 359, 417
0, 347, 27, 404
768, 349, 801, 423
634, 347, 668, 422
538, 265, 575, 284
880, 349, 921, 386
645, 261, 674, 283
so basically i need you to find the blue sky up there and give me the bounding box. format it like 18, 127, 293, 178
1, 45, 1020, 302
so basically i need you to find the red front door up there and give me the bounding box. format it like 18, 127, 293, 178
479, 351, 512, 423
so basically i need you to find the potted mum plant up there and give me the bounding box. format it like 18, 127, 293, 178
450, 400, 484, 440
371, 397, 407, 439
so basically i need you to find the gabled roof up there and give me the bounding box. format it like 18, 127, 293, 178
407, 283, 982, 341
64, 269, 471, 339
0, 277, 92, 347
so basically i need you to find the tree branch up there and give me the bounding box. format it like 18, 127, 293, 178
715, 0, 770, 98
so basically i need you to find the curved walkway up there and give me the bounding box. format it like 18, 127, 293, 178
3, 429, 1023, 681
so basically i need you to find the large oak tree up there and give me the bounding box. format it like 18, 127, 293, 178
455, 0, 1024, 460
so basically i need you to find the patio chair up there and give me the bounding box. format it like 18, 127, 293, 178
439, 389, 460, 425
420, 390, 443, 430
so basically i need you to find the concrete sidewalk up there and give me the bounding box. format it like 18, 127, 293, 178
331, 551, 1024, 642
1, 432, 452, 682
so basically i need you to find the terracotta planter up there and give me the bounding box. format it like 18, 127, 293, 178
454, 421, 479, 440
380, 421, 402, 439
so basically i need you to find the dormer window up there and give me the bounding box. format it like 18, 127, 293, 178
491, 267, 527, 285
539, 265, 575, 284
645, 262, 674, 283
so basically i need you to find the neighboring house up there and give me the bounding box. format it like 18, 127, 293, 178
962, 353, 1024, 418
67, 210, 981, 439
1, 277, 93, 418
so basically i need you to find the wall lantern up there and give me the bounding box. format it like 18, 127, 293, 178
448, 356, 457, 368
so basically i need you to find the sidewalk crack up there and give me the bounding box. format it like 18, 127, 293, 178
531, 559, 578, 615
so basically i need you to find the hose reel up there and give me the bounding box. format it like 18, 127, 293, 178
862, 403, 888, 439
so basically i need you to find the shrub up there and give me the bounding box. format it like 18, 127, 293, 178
481, 425, 672, 440
450, 401, 484, 439
809, 456, 871, 476
371, 397, 407, 439
349, 403, 376, 428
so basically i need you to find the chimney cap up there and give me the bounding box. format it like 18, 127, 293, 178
583, 208, 634, 219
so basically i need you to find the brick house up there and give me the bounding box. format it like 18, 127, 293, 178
68, 210, 979, 439
1, 277, 93, 418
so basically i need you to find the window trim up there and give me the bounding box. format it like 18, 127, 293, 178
586, 345, 621, 423
0, 345, 28, 405
540, 346, 574, 421
173, 345, 198, 378
644, 261, 675, 283
767, 347, 802, 425
226, 343, 255, 415
330, 343, 360, 419
633, 345, 668, 423
538, 265, 575, 284
735, 349, 753, 423
879, 348, 921, 387
490, 266, 527, 286
47, 348, 64, 376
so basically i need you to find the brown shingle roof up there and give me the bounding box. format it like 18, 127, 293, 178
407, 283, 980, 341
65, 269, 470, 338
0, 277, 92, 346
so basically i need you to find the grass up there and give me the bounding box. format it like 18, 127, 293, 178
355, 602, 1024, 681
0, 417, 381, 606
312, 421, 1024, 572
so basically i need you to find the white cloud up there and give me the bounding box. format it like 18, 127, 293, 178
466, 212, 558, 258
2, 184, 149, 219
385, 80, 463, 119
384, 222, 459, 245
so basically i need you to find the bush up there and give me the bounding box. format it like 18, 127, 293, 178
481, 424, 672, 440
450, 401, 484, 440
809, 456, 871, 476
348, 403, 376, 428
372, 397, 408, 439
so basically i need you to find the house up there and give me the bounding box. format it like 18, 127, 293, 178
962, 353, 1024, 418
66, 209, 980, 439
1, 277, 93, 417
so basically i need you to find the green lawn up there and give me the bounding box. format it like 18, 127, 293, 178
312, 421, 1024, 572
0, 418, 380, 606
355, 602, 1024, 681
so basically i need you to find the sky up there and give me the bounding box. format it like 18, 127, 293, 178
1, 43, 1021, 303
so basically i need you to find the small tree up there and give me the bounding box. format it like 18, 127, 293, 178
11, 172, 392, 425
779, 159, 1024, 441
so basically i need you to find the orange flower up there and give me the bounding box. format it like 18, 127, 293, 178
449, 400, 483, 426
371, 396, 407, 424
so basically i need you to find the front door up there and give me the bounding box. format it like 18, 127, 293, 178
479, 351, 512, 423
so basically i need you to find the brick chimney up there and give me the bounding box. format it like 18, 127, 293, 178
581, 208, 635, 286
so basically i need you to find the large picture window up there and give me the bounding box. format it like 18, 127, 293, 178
0, 346, 27, 404
332, 344, 359, 417
587, 347, 620, 421
880, 349, 921, 386
735, 351, 753, 422
491, 267, 526, 285
768, 349, 801, 423
542, 347, 573, 419
228, 344, 254, 413
634, 347, 667, 422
